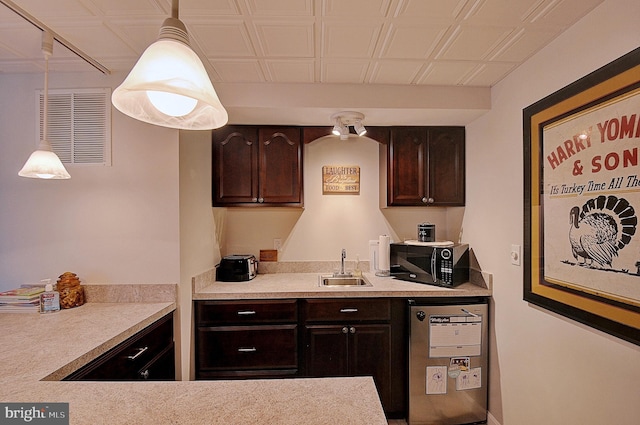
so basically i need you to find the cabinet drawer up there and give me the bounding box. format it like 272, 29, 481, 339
65, 314, 174, 381
196, 300, 297, 325
303, 299, 391, 322
137, 342, 176, 380
197, 325, 297, 370
122, 314, 173, 369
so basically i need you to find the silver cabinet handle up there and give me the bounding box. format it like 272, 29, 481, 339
340, 308, 358, 313
349, 327, 356, 334
126, 346, 148, 361
237, 347, 257, 353
341, 327, 348, 334
237, 310, 256, 316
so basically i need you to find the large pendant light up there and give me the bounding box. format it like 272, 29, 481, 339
111, 0, 228, 130
18, 31, 71, 179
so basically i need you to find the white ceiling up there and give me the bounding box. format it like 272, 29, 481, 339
0, 0, 604, 126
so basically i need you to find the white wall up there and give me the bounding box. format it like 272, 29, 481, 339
281, 135, 396, 261
178, 130, 220, 380
464, 1, 640, 424
221, 134, 462, 263
0, 71, 181, 289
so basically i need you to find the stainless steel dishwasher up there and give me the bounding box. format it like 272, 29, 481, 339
408, 299, 488, 425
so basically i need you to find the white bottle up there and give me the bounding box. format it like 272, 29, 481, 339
39, 283, 60, 314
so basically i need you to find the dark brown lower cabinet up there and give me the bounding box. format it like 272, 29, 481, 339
195, 300, 299, 379
64, 313, 175, 381
302, 298, 406, 418
305, 323, 392, 394
193, 298, 406, 418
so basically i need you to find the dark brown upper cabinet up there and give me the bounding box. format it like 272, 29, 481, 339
213, 126, 303, 207
387, 126, 465, 206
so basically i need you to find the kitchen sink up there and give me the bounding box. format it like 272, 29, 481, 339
318, 275, 372, 287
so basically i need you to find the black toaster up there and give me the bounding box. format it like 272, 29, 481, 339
216, 255, 258, 281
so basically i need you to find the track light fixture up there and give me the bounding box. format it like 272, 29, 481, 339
330, 111, 367, 140
354, 119, 366, 136
332, 118, 348, 137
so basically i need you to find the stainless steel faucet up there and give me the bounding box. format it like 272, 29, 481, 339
331, 248, 352, 277
333, 248, 352, 277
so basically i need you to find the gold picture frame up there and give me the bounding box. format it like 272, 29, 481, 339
523, 47, 640, 345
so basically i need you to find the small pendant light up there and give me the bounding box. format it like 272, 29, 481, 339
111, 0, 228, 130
18, 31, 71, 180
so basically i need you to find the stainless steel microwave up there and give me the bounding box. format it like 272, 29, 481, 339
390, 243, 469, 287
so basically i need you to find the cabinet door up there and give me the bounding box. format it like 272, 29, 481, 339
304, 325, 349, 377
258, 127, 303, 205
305, 324, 393, 411
427, 127, 465, 206
350, 324, 392, 409
212, 126, 259, 205
388, 127, 427, 205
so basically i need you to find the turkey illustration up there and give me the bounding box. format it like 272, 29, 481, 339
569, 195, 637, 268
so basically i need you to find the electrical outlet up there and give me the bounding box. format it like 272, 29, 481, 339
510, 244, 521, 266
274, 238, 282, 250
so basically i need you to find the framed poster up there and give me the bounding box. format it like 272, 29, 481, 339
523, 47, 640, 345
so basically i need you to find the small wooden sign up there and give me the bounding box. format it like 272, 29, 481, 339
260, 249, 278, 262
322, 165, 360, 194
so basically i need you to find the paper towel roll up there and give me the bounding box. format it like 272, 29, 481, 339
378, 235, 390, 273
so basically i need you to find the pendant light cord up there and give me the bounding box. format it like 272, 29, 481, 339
43, 46, 48, 143
42, 31, 53, 145
171, 0, 179, 19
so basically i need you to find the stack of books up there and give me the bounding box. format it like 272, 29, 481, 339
0, 286, 44, 313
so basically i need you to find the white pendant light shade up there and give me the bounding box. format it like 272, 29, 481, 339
18, 139, 71, 179
112, 17, 228, 130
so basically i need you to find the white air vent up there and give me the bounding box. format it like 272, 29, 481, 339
36, 88, 111, 166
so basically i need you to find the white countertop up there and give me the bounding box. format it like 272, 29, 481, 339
194, 271, 491, 300
0, 302, 387, 425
